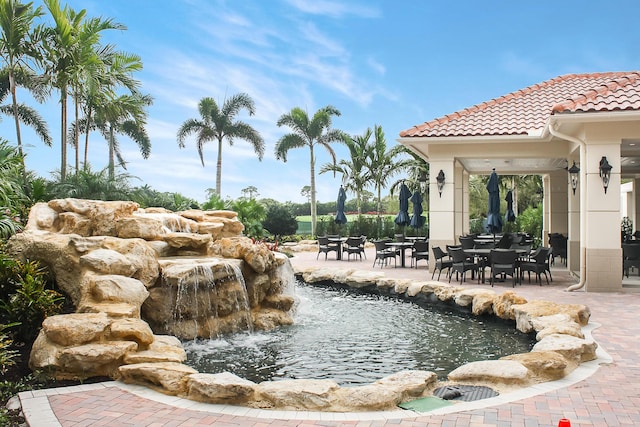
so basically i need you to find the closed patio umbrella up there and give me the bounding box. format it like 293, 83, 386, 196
505, 189, 516, 223
394, 182, 411, 227
409, 190, 426, 229
334, 186, 347, 225
485, 169, 503, 239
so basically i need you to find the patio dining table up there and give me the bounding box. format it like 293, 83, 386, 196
464, 248, 528, 283
328, 237, 347, 260
387, 241, 414, 268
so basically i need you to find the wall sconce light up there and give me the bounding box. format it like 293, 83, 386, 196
567, 161, 580, 195
436, 170, 445, 197
599, 156, 612, 193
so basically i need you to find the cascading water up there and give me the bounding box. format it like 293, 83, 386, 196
158, 258, 254, 339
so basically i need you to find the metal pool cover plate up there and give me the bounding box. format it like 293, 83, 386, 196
434, 385, 499, 402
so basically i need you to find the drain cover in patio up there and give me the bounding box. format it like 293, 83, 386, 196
433, 385, 499, 402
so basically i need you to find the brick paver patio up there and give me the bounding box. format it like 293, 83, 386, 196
19, 247, 640, 426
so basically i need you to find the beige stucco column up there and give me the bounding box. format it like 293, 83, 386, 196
583, 142, 622, 291
567, 155, 581, 274
633, 178, 640, 232
542, 175, 550, 246
428, 159, 456, 272
549, 170, 569, 236
454, 163, 468, 238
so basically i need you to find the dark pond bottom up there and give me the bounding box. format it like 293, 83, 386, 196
183, 282, 535, 386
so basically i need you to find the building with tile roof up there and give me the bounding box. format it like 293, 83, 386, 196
398, 72, 640, 292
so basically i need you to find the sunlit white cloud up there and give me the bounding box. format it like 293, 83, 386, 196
283, 0, 381, 19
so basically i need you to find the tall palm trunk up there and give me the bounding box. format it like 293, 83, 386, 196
74, 90, 80, 173
83, 104, 92, 169
8, 70, 27, 186
309, 144, 317, 236
60, 85, 68, 180
216, 136, 223, 196
108, 125, 115, 181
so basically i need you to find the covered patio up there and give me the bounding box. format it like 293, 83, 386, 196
398, 72, 640, 292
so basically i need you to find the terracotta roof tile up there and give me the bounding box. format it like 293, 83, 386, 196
400, 72, 640, 138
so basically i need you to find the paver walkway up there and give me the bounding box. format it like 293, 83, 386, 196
19, 248, 640, 426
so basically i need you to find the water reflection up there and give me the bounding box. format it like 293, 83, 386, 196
184, 283, 534, 385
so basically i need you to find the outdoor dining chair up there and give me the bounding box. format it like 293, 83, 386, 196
316, 236, 340, 260
431, 246, 452, 280
411, 240, 429, 268
622, 243, 640, 277
343, 236, 366, 261
488, 249, 519, 287
519, 246, 552, 285
373, 240, 397, 268
449, 247, 479, 284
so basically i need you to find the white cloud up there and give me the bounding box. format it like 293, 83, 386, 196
283, 0, 380, 19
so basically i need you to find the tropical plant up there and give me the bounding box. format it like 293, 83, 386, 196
201, 191, 227, 211
0, 254, 62, 343
275, 105, 344, 236
0, 0, 52, 189
75, 49, 142, 170
0, 323, 18, 376
89, 92, 152, 180
364, 125, 407, 229
229, 198, 265, 238
177, 94, 264, 197
320, 128, 370, 214
41, 0, 85, 180
263, 204, 297, 239
46, 165, 132, 200
67, 17, 127, 172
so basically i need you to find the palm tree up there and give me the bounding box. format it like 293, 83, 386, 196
319, 128, 370, 214
275, 106, 344, 237
177, 94, 264, 197
0, 0, 49, 183
365, 125, 407, 227
80, 50, 142, 169
41, 0, 85, 180
91, 92, 152, 180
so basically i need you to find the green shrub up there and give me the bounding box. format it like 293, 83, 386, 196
0, 324, 18, 376
0, 255, 63, 343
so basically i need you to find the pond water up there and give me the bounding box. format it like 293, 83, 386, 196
183, 282, 535, 386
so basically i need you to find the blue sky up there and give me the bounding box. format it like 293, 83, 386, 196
6, 0, 640, 204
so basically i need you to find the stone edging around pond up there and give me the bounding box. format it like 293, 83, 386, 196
290, 265, 598, 403
115, 264, 598, 414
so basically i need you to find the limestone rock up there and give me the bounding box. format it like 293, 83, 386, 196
41, 313, 110, 347
116, 216, 164, 240
90, 275, 149, 306
25, 202, 58, 231
187, 372, 256, 403
108, 318, 154, 346
530, 314, 584, 340
58, 212, 91, 235
472, 292, 496, 315
118, 362, 198, 395
493, 291, 528, 320
163, 232, 212, 249
331, 384, 400, 411
374, 370, 437, 399
454, 288, 495, 308
448, 360, 529, 385
501, 351, 571, 381
514, 301, 591, 333
29, 332, 63, 370
123, 335, 187, 364
261, 294, 295, 311
196, 222, 225, 239
252, 308, 294, 331
344, 270, 384, 288
80, 249, 136, 276
255, 379, 340, 410
532, 334, 598, 363
58, 341, 138, 378
78, 302, 140, 318
146, 240, 173, 257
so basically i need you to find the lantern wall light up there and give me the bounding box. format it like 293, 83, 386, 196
436, 170, 445, 197
599, 156, 612, 193
567, 161, 580, 195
